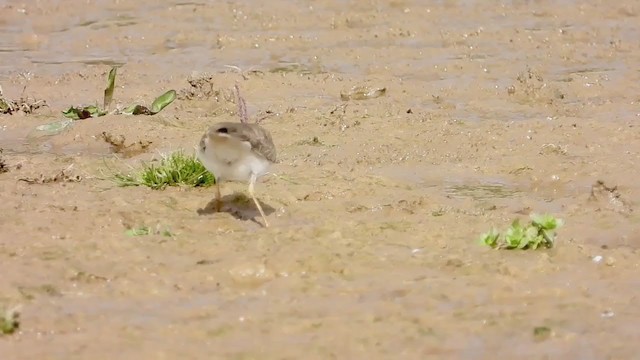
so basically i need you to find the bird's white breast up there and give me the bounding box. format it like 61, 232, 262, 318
197, 137, 271, 182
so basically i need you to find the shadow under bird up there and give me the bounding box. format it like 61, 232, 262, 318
197, 122, 277, 227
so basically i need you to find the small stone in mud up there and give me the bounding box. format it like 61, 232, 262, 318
601, 309, 615, 318
540, 143, 568, 155
340, 85, 386, 101
605, 256, 616, 267
101, 131, 125, 147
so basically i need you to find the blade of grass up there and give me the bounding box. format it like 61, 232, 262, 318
103, 67, 117, 110
235, 83, 248, 123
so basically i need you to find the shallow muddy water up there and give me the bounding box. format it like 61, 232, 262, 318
1, 0, 640, 359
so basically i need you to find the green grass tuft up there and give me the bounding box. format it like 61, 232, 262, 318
113, 150, 215, 189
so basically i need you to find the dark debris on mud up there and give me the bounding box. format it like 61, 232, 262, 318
0, 150, 8, 174
507, 67, 565, 105
0, 85, 47, 115
589, 180, 633, 215
19, 168, 82, 184
178, 74, 221, 100
100, 131, 152, 158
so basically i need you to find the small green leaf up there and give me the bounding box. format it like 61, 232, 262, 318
35, 119, 75, 135
480, 228, 500, 248
150, 90, 176, 114
530, 213, 563, 230
62, 107, 86, 120
516, 235, 529, 249
84, 105, 104, 116
521, 226, 539, 249
103, 66, 117, 110
504, 219, 525, 248
122, 104, 135, 115
0, 98, 10, 113
123, 104, 151, 115
62, 105, 105, 120
125, 226, 151, 236
162, 229, 174, 237
539, 229, 555, 248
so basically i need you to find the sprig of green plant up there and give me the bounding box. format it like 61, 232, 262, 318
112, 151, 215, 189
0, 306, 20, 335
480, 213, 563, 250
62, 66, 176, 120
121, 90, 177, 115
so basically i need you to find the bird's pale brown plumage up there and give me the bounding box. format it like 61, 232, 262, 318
197, 121, 277, 227
202, 122, 276, 163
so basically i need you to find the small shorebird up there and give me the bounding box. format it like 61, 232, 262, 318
196, 122, 276, 227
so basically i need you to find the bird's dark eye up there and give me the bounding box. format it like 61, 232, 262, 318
217, 127, 228, 133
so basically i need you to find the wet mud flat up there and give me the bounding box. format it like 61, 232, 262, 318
1, 0, 640, 359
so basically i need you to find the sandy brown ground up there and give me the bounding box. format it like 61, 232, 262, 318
1, 0, 640, 359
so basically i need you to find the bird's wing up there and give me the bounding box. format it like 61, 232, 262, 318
219, 123, 277, 163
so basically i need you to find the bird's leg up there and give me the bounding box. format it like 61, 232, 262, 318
215, 181, 223, 212
248, 173, 269, 227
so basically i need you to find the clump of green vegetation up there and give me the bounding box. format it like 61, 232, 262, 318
0, 306, 20, 335
481, 213, 563, 250
113, 151, 215, 189
62, 66, 176, 120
